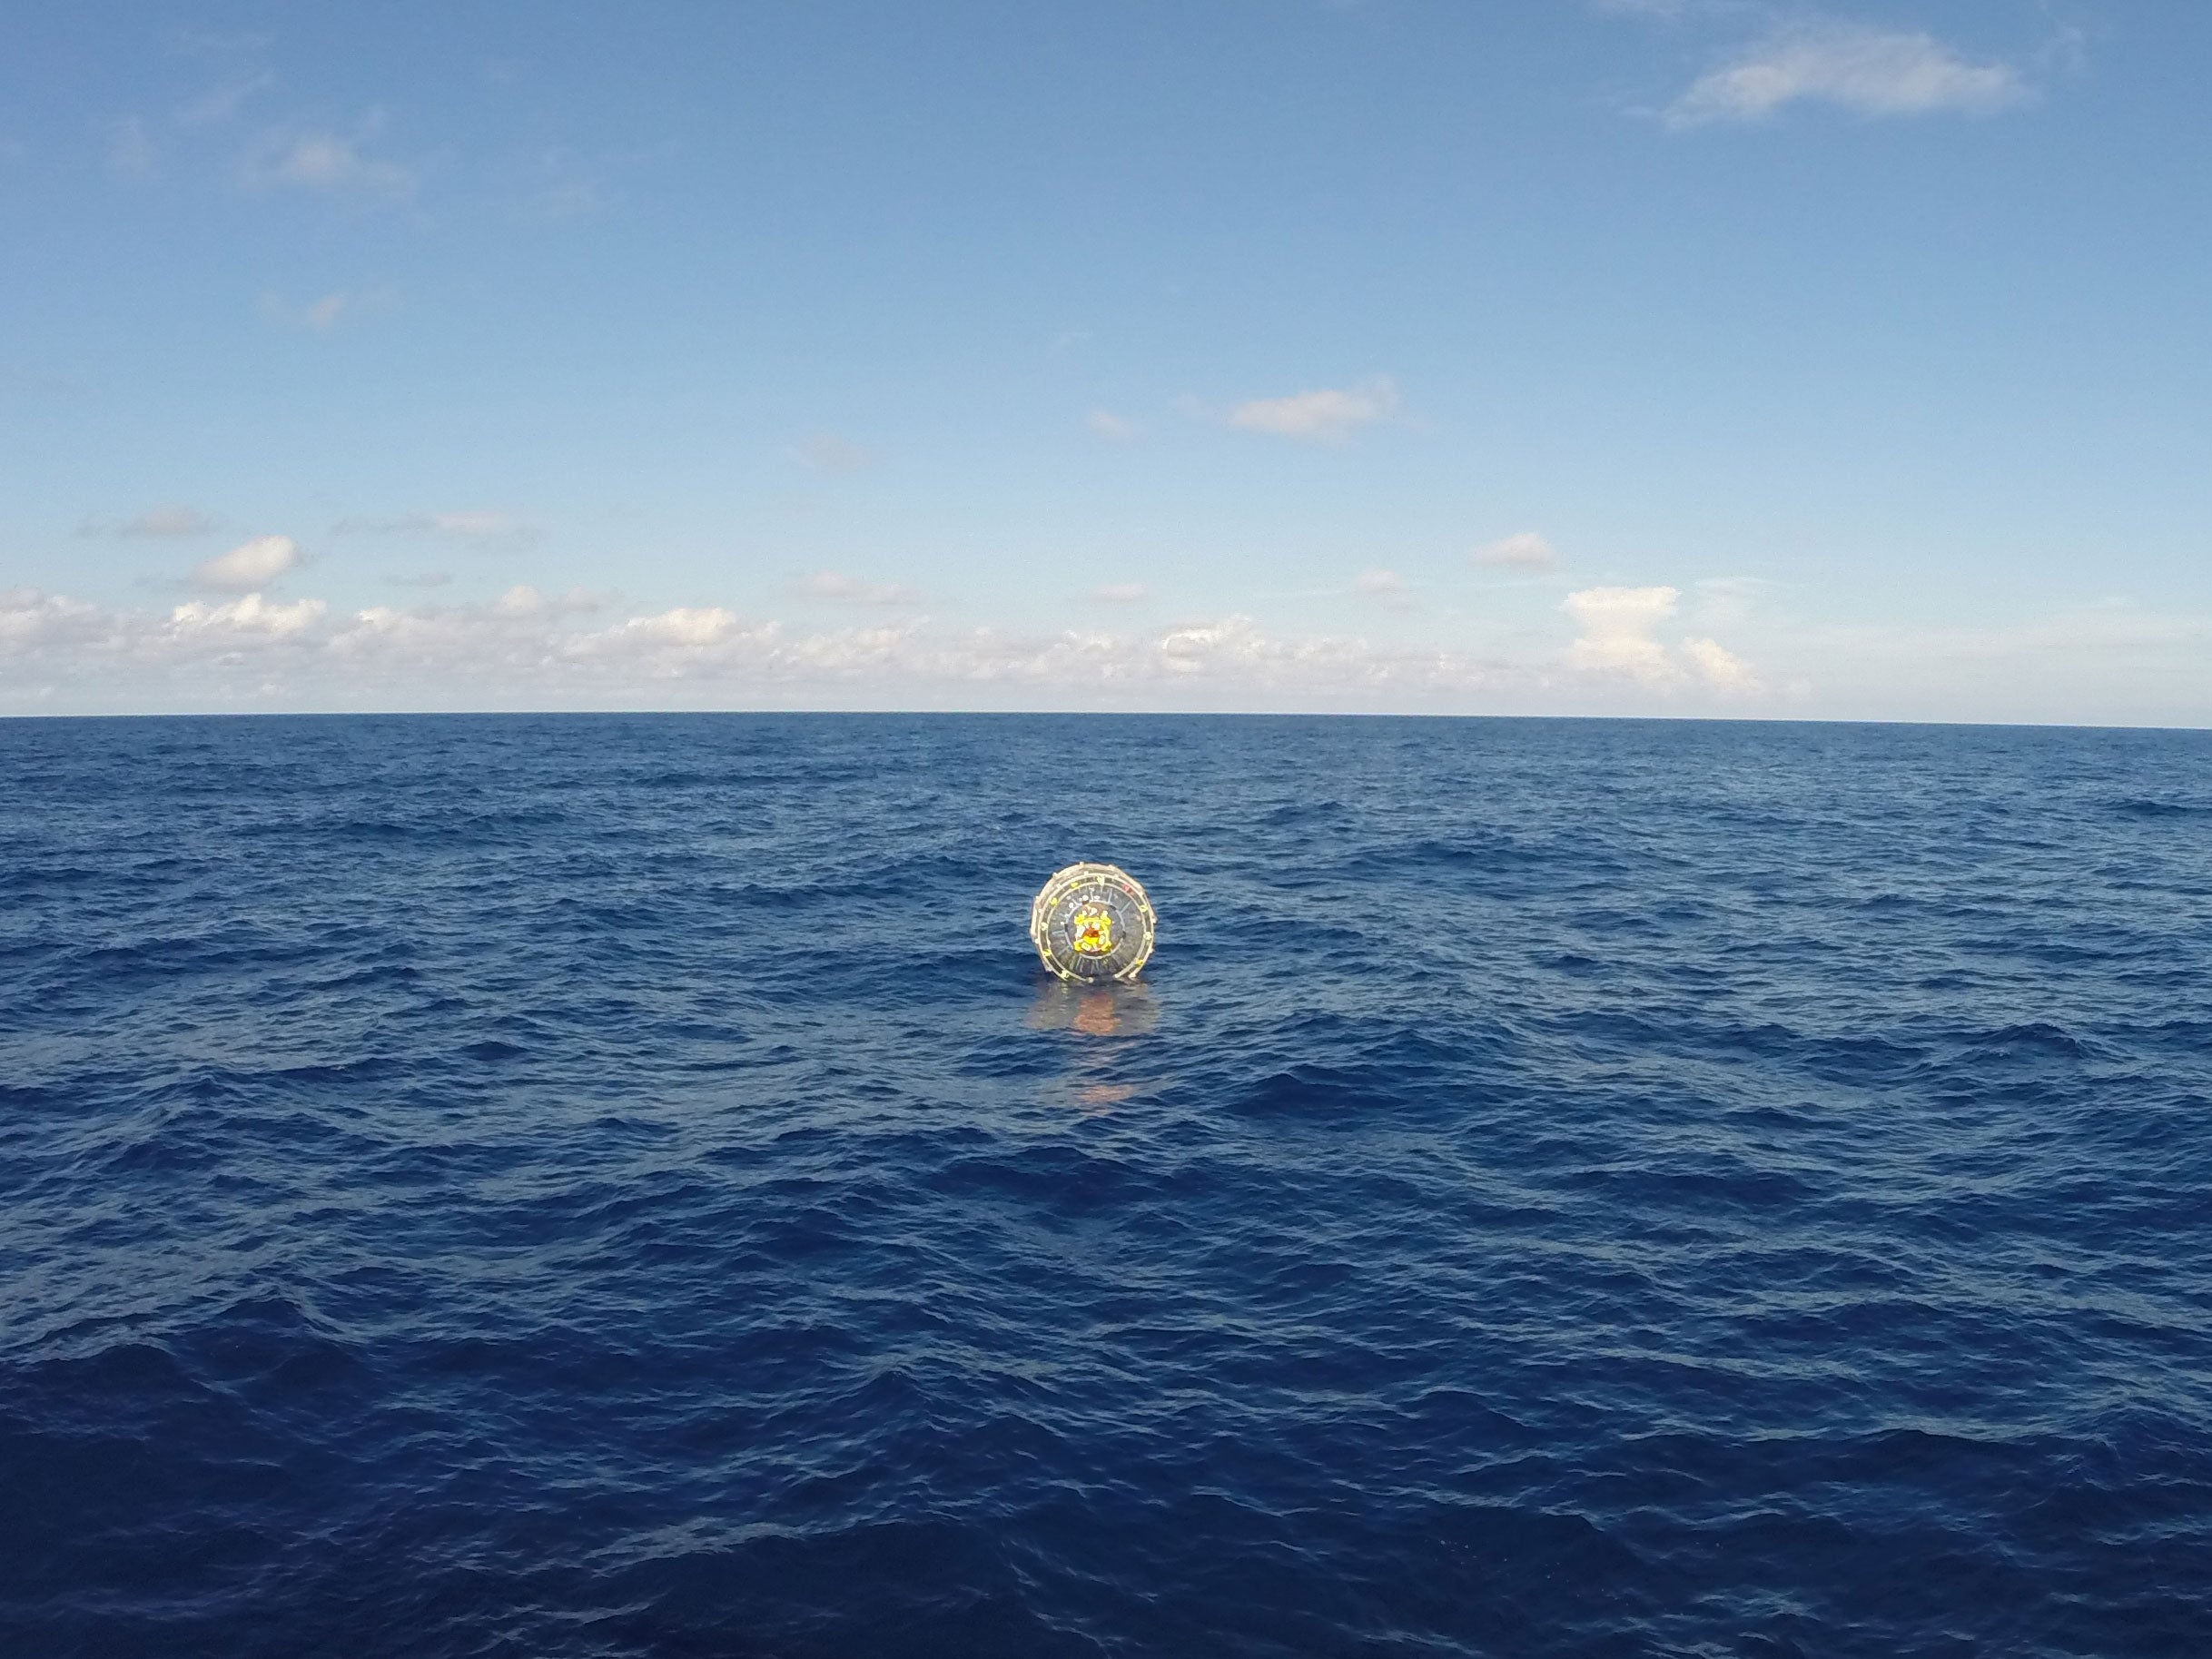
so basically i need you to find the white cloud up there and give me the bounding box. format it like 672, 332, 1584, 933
169, 592, 326, 636
3, 588, 1536, 709
41, 579, 2212, 723
1563, 585, 1682, 683
242, 129, 415, 199
193, 534, 301, 590
1472, 531, 1555, 568
1229, 376, 1399, 441
1356, 568, 1417, 609
1668, 23, 2028, 127
0, 589, 104, 650
790, 432, 877, 474
1562, 583, 1766, 694
602, 607, 745, 648
1089, 582, 1150, 603
791, 571, 919, 607
493, 585, 604, 617
1087, 410, 1142, 441
1683, 635, 1763, 694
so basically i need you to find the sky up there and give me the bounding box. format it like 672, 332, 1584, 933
3, 1, 2207, 723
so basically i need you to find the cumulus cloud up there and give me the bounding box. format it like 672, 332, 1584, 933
242, 129, 416, 199
1564, 585, 1681, 683
790, 571, 919, 607
169, 592, 326, 636
1472, 531, 1555, 568
1229, 376, 1400, 441
193, 534, 301, 590
598, 607, 746, 648
0, 589, 105, 650
1668, 23, 2028, 127
1682, 635, 1763, 693
1563, 584, 1763, 694
1087, 410, 1142, 441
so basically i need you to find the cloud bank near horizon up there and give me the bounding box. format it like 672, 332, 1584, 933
0, 578, 1773, 715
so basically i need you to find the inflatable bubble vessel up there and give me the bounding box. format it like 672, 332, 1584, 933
1030, 863, 1157, 983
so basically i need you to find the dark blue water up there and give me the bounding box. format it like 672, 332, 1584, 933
5, 715, 2210, 1658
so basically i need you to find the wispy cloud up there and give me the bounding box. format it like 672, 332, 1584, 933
1229, 376, 1400, 441
192, 534, 302, 591
109, 118, 157, 180
790, 571, 919, 607
82, 505, 221, 538
176, 71, 273, 129
1087, 410, 1142, 441
1355, 568, 1417, 609
789, 432, 878, 474
1693, 575, 1768, 627
262, 287, 397, 332
1667, 22, 2029, 127
333, 510, 538, 549
504, 143, 614, 223
521, 178, 605, 222
1472, 531, 1556, 568
241, 127, 416, 199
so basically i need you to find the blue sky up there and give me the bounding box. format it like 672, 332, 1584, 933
4, 1, 2207, 721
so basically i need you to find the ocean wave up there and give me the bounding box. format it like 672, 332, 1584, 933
3, 714, 2209, 1656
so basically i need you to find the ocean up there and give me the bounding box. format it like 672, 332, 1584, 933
4, 713, 2208, 1657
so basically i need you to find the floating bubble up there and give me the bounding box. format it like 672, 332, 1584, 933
1030, 862, 1157, 983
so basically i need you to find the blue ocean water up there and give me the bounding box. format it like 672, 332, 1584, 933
4, 713, 2210, 1658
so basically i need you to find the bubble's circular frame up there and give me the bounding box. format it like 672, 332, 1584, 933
1030, 863, 1158, 983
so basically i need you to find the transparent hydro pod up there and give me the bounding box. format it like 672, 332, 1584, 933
1029, 863, 1157, 983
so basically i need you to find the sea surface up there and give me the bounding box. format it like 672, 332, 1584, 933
4, 713, 2210, 1658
